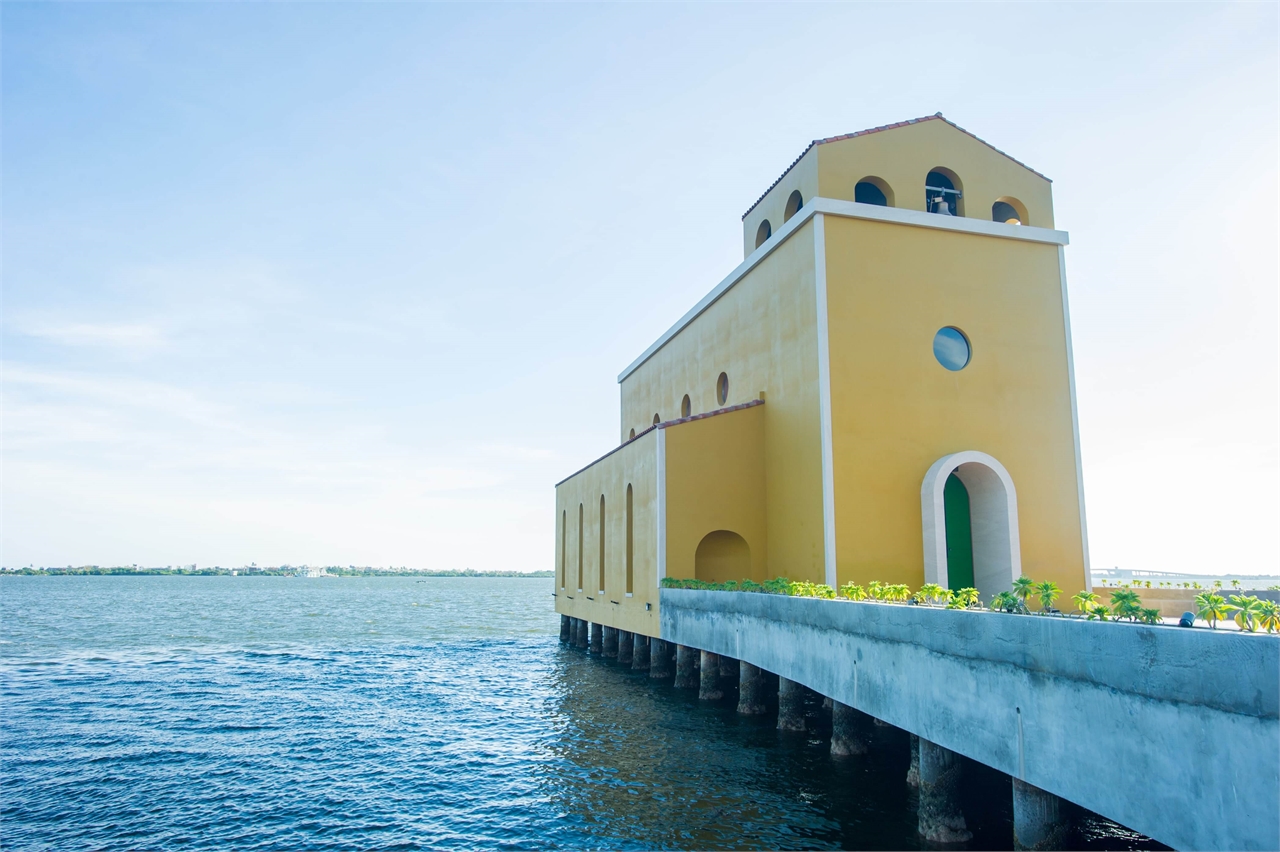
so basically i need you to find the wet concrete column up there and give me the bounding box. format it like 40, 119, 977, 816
698, 650, 723, 700
631, 634, 651, 671
559, 615, 571, 643
649, 638, 673, 679
573, 618, 588, 649
674, 645, 699, 688
589, 622, 603, 654
737, 662, 769, 714
830, 701, 871, 756
602, 626, 618, 658
617, 630, 634, 665
906, 734, 921, 786
917, 738, 972, 844
1013, 779, 1070, 851
777, 677, 806, 731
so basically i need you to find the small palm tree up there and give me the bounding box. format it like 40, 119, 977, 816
1231, 579, 1241, 590
1224, 595, 1264, 632
1072, 590, 1098, 613
1012, 576, 1037, 604
947, 587, 979, 609
1138, 608, 1162, 625
1257, 600, 1280, 633
1086, 602, 1110, 620
1110, 589, 1143, 621
1036, 580, 1062, 613
1195, 592, 1227, 628
991, 591, 1023, 613
915, 583, 945, 606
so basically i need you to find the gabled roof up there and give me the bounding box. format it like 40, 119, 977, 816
742, 113, 1051, 220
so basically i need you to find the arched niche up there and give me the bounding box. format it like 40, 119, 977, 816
992, 196, 1029, 226
854, 176, 894, 207
695, 530, 751, 583
925, 168, 964, 216
755, 219, 772, 249
784, 190, 804, 222
920, 451, 1021, 600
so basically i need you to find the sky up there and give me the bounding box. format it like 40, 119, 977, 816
3, 2, 1276, 576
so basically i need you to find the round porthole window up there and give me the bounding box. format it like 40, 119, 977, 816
933, 327, 971, 371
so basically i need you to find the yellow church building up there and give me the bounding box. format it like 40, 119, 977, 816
554, 114, 1089, 639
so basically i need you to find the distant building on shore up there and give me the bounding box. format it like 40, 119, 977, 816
554, 114, 1088, 637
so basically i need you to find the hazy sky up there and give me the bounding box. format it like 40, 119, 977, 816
4, 2, 1276, 575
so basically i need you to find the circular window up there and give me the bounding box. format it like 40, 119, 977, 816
717, 372, 729, 405
933, 327, 971, 371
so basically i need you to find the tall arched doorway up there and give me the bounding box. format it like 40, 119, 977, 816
694, 530, 750, 583
921, 451, 1021, 600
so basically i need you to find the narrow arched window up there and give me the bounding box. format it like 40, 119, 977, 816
629, 428, 636, 440
577, 503, 584, 591
560, 509, 566, 589
784, 190, 803, 222
855, 177, 893, 207
717, 372, 729, 406
926, 169, 963, 216
653, 413, 660, 426
755, 220, 772, 249
681, 394, 691, 418
625, 484, 634, 595
598, 494, 606, 594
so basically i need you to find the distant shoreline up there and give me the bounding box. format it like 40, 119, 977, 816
1, 568, 554, 578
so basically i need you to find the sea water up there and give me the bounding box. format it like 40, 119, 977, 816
0, 576, 1162, 850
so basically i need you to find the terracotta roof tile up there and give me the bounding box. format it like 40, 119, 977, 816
741, 113, 1050, 220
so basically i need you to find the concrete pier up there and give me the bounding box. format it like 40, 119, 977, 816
777, 676, 806, 731
699, 650, 723, 700
917, 738, 972, 844
1013, 779, 1069, 851
649, 638, 673, 679
602, 626, 618, 658
906, 733, 921, 787
632, 634, 651, 671
573, 618, 588, 649
737, 661, 770, 715
559, 614, 571, 643
589, 622, 603, 654
617, 630, 634, 665
830, 701, 870, 756
674, 644, 699, 689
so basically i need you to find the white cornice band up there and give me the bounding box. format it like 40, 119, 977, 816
617, 198, 1070, 383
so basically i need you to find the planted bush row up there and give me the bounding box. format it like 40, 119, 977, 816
658, 576, 1280, 632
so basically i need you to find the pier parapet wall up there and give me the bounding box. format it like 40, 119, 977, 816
659, 588, 1280, 852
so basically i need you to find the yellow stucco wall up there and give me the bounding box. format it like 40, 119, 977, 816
743, 117, 1053, 259
663, 403, 768, 583
554, 430, 660, 636
621, 221, 827, 584
822, 215, 1086, 596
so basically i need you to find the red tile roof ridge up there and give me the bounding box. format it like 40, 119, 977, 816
741, 113, 1050, 221
554, 399, 765, 487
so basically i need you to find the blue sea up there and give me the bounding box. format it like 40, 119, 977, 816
0, 576, 1163, 850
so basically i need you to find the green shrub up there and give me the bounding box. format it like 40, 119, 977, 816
947, 587, 980, 609
839, 582, 867, 601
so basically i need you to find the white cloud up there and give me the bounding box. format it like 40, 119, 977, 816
23, 321, 167, 353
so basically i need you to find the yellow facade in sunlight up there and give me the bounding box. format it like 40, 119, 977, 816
555, 114, 1089, 638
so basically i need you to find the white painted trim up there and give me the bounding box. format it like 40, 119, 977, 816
618, 198, 1069, 382
1059, 247, 1092, 591
656, 428, 667, 587
921, 450, 1022, 599
813, 213, 837, 589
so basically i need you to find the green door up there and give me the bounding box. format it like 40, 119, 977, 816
944, 473, 975, 591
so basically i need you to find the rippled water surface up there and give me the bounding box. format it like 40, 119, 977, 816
2, 576, 1162, 850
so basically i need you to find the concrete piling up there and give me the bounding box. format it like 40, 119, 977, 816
574, 618, 588, 649
602, 626, 618, 658
777, 676, 806, 731
649, 638, 673, 679
589, 622, 603, 654
632, 634, 651, 671
699, 650, 723, 700
1013, 779, 1070, 851
906, 733, 921, 787
559, 615, 571, 643
675, 644, 699, 689
737, 661, 769, 714
917, 738, 972, 844
830, 701, 870, 756
617, 630, 634, 665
